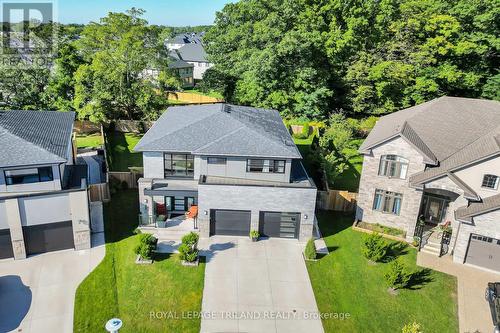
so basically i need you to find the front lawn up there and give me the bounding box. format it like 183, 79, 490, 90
75, 133, 103, 149
307, 212, 458, 333
106, 132, 143, 171
74, 191, 205, 332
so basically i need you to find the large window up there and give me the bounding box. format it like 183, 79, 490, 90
246, 159, 285, 173
378, 155, 409, 179
482, 174, 499, 189
373, 189, 403, 215
164, 154, 194, 177
4, 166, 53, 185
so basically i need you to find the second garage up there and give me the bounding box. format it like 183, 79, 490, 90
210, 209, 251, 236
259, 211, 300, 239
465, 233, 500, 272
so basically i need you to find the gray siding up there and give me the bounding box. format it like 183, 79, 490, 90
143, 152, 165, 179
18, 193, 71, 226
0, 201, 7, 229
0, 164, 62, 195
197, 184, 316, 241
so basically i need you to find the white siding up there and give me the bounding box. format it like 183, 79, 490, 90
0, 164, 62, 195
0, 201, 7, 229
18, 193, 71, 226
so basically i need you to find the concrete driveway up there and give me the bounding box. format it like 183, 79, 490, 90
418, 252, 500, 333
199, 237, 324, 333
0, 233, 105, 333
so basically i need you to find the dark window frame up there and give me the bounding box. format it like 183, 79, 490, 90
207, 157, 227, 165
246, 159, 286, 174
481, 174, 499, 190
4, 166, 54, 185
163, 153, 194, 177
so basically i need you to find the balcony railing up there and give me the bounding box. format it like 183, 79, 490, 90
138, 214, 169, 228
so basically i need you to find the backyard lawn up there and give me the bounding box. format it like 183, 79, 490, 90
107, 132, 144, 171
75, 133, 103, 149
332, 138, 364, 192
307, 212, 459, 333
74, 191, 205, 332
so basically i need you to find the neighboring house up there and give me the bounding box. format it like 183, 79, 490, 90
141, 52, 194, 88
175, 44, 213, 80
0, 111, 91, 260
134, 104, 317, 241
165, 32, 204, 50
356, 96, 500, 273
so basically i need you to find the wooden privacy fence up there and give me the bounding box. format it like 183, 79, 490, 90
109, 171, 142, 189
317, 190, 358, 212
167, 91, 223, 104
89, 183, 111, 202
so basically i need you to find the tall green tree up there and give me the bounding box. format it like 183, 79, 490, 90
73, 8, 167, 122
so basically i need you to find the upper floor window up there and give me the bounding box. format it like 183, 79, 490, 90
164, 154, 194, 177
207, 157, 227, 165
246, 159, 285, 174
4, 166, 53, 185
372, 189, 403, 215
378, 155, 409, 179
482, 174, 499, 190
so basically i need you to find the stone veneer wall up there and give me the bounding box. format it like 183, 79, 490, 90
453, 210, 500, 264
356, 136, 426, 239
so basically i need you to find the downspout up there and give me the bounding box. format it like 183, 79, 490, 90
450, 220, 462, 255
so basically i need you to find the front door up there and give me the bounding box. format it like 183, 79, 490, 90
422, 195, 448, 224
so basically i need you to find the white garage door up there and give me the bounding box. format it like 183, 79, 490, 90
465, 234, 500, 272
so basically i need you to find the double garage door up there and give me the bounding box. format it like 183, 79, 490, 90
210, 210, 300, 239
465, 234, 500, 272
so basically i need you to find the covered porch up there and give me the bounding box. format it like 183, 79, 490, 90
138, 178, 199, 229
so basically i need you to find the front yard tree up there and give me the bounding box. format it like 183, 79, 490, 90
73, 8, 167, 122
361, 233, 388, 263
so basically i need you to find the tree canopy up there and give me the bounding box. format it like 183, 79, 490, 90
204, 0, 499, 118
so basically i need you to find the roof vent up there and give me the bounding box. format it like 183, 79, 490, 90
284, 139, 295, 146
222, 104, 231, 113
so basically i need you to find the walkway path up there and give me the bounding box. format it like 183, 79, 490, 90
417, 252, 500, 333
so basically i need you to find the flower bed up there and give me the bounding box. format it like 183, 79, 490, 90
353, 221, 406, 241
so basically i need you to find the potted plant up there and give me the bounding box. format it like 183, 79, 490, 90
249, 230, 259, 242
179, 232, 200, 266
156, 214, 167, 228
134, 233, 157, 264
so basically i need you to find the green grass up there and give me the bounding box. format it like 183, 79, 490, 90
332, 138, 364, 192
74, 190, 205, 333
75, 134, 103, 149
107, 132, 143, 171
306, 212, 458, 333
357, 222, 406, 237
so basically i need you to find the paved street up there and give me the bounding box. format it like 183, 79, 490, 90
0, 234, 105, 333
418, 252, 500, 333
199, 237, 324, 333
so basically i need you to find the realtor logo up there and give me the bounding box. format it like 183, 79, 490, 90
0, 0, 57, 64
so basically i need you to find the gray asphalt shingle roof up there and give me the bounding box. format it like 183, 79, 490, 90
0, 110, 75, 168
455, 193, 500, 220
176, 43, 209, 63
134, 104, 301, 159
360, 96, 500, 186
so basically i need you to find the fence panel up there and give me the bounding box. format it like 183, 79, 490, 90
317, 190, 358, 212
108, 171, 141, 189
89, 183, 111, 202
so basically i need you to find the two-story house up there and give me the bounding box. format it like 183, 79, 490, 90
134, 104, 317, 241
356, 96, 500, 273
0, 111, 91, 260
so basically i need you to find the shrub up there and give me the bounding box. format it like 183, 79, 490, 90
178, 243, 191, 261
385, 259, 412, 290
182, 232, 199, 246
185, 250, 199, 263
134, 233, 157, 260
304, 238, 317, 260
121, 180, 129, 190
402, 322, 423, 333
362, 233, 388, 262
249, 230, 259, 239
